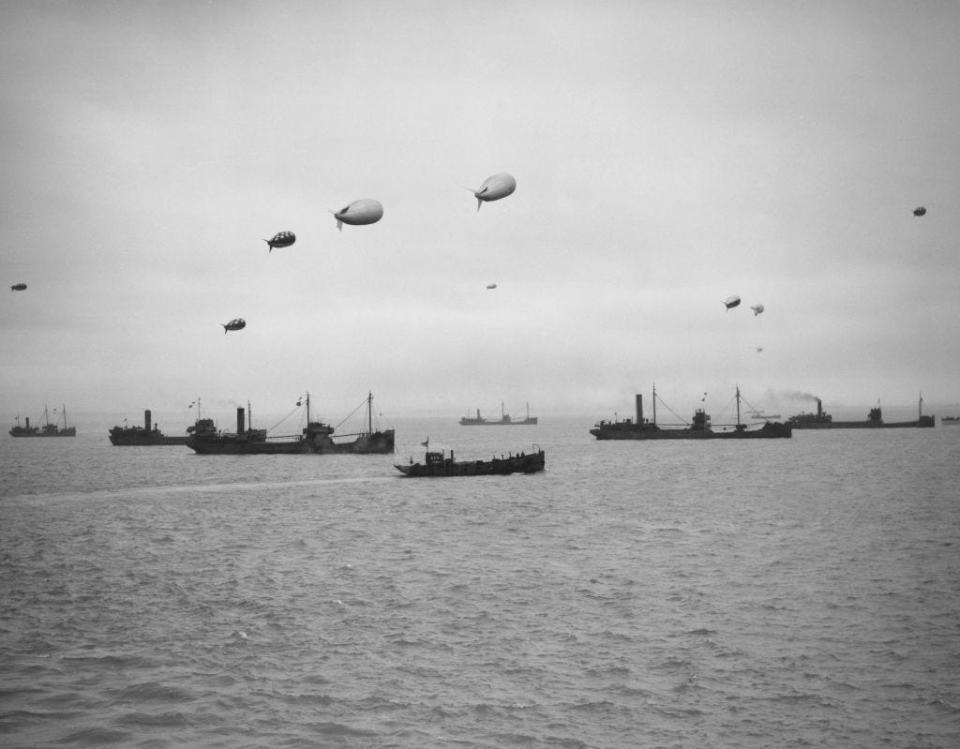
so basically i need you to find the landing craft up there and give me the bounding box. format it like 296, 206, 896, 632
264, 231, 295, 252
472, 172, 516, 211
913, 206, 926, 217
11, 283, 27, 291
751, 303, 765, 316
723, 295, 741, 310
222, 318, 246, 334
333, 199, 383, 231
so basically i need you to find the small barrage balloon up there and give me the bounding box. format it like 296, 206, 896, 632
472, 172, 517, 211
222, 318, 246, 334
723, 295, 741, 310
486, 283, 498, 290
264, 231, 296, 252
750, 303, 765, 316
333, 199, 383, 231
913, 206, 927, 217
11, 282, 27, 291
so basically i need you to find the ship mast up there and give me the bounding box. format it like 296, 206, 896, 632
652, 384, 657, 425
736, 385, 742, 427
367, 391, 373, 434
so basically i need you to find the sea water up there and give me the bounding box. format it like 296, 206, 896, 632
1, 418, 958, 748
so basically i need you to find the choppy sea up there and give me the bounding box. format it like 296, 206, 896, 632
2, 416, 958, 748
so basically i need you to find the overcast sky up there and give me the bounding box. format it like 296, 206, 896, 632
2, 0, 958, 427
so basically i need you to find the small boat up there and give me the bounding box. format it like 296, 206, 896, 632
460, 401, 538, 426
109, 410, 188, 445
395, 447, 545, 477
9, 405, 76, 437
787, 396, 935, 429
590, 386, 792, 440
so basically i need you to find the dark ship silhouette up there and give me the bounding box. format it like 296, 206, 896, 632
109, 410, 188, 445
186, 393, 394, 455
396, 447, 545, 477
9, 405, 76, 437
460, 402, 538, 426
787, 396, 935, 429
591, 387, 792, 440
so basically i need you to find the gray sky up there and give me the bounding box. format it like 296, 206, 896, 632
2, 0, 958, 425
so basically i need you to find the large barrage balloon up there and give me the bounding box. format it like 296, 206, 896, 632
750, 303, 765, 316
222, 317, 246, 334
913, 206, 926, 217
723, 295, 741, 310
264, 231, 296, 252
11, 283, 27, 291
473, 172, 516, 211
333, 199, 383, 231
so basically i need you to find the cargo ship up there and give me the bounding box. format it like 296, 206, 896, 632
109, 410, 188, 445
9, 405, 76, 437
396, 447, 545, 477
590, 386, 792, 440
787, 396, 935, 429
186, 392, 394, 454
460, 401, 538, 426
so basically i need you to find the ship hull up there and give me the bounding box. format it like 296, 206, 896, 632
789, 418, 935, 429
187, 429, 395, 455
590, 422, 792, 440
396, 449, 544, 477
109, 432, 188, 446
459, 418, 538, 426
10, 428, 76, 437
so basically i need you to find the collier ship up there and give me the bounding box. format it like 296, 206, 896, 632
786, 396, 935, 429
590, 386, 792, 440
460, 402, 538, 426
186, 392, 395, 454
396, 447, 545, 477
9, 405, 76, 437
109, 410, 188, 445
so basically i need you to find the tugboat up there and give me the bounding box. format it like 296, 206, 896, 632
109, 410, 189, 445
590, 386, 792, 440
396, 446, 545, 477
9, 405, 76, 437
186, 392, 394, 454
459, 401, 538, 425
787, 395, 935, 429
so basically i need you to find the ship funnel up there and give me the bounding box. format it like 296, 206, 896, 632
236, 407, 245, 434
145, 409, 152, 432
816, 398, 822, 418
25, 417, 30, 429
636, 394, 643, 424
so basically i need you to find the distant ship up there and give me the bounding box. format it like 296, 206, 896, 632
787, 396, 935, 429
9, 405, 76, 437
109, 410, 188, 445
186, 392, 395, 454
942, 416, 960, 425
460, 402, 538, 426
590, 386, 792, 440
396, 447, 545, 477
